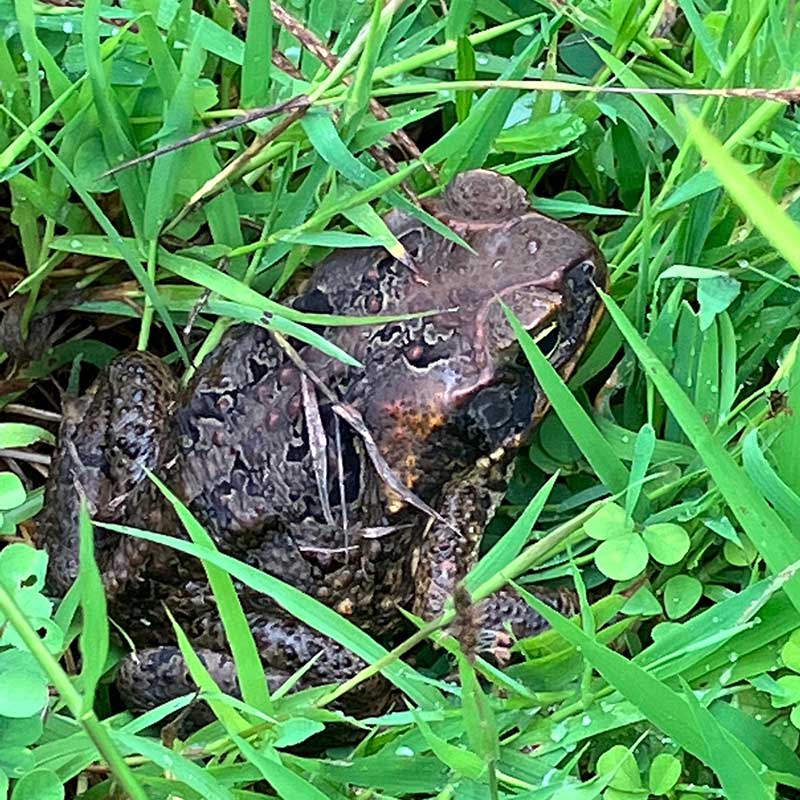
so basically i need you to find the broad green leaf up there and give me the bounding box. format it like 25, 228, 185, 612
584, 503, 631, 541
663, 575, 703, 620
0, 423, 53, 449
8, 768, 63, 800
697, 275, 740, 331
594, 533, 649, 581
642, 523, 690, 566
0, 651, 48, 718
596, 745, 641, 791
0, 474, 26, 511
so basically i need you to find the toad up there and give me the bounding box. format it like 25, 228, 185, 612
38, 170, 606, 717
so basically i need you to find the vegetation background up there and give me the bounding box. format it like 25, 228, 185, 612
1, 0, 800, 798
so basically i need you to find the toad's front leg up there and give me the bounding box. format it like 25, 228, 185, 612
412, 462, 579, 660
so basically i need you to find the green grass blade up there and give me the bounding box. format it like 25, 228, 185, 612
504, 304, 629, 494
231, 737, 331, 800
742, 431, 800, 529
110, 731, 233, 800
241, 0, 273, 108
149, 473, 272, 713
685, 111, 800, 280
77, 502, 108, 714
167, 607, 251, 732
466, 473, 557, 590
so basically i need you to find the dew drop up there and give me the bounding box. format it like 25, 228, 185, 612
395, 745, 414, 757
527, 240, 539, 255
63, 20, 74, 33
550, 722, 568, 742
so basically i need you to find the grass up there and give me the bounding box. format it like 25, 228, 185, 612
1, 0, 800, 798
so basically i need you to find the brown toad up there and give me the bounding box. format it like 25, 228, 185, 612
37, 170, 606, 717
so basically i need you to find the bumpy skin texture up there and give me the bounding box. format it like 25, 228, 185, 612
38, 170, 607, 718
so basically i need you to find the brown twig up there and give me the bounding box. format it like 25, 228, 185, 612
102, 96, 312, 177
165, 103, 310, 232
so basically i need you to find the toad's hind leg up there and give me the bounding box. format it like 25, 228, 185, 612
117, 618, 394, 724
412, 462, 579, 661
117, 647, 292, 730
38, 352, 177, 597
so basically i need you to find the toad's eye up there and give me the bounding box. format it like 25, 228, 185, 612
534, 326, 559, 357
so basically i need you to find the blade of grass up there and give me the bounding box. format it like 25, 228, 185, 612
231, 736, 331, 800
150, 473, 272, 713
466, 473, 558, 590
241, 0, 273, 108
685, 110, 800, 280
77, 502, 108, 714
504, 304, 629, 494
166, 606, 251, 733
110, 731, 233, 800
742, 431, 800, 529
